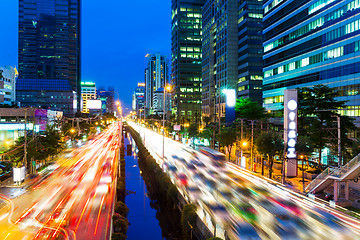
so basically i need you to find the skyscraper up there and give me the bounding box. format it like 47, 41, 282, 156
202, 0, 238, 121
202, 0, 263, 121
171, 0, 206, 123
262, 0, 360, 124
237, 0, 263, 104
17, 0, 81, 116
144, 53, 168, 116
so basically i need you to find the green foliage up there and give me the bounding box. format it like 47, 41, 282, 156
298, 84, 356, 164
199, 127, 213, 140
235, 97, 267, 119
218, 126, 237, 160
7, 125, 64, 168
113, 213, 129, 234
115, 201, 129, 217
255, 132, 283, 178
111, 232, 127, 240
295, 136, 314, 158
181, 204, 197, 240
187, 123, 199, 139
218, 127, 237, 148
166, 184, 178, 203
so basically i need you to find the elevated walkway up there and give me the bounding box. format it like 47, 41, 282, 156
305, 153, 360, 203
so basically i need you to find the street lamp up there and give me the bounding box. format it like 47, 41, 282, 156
163, 85, 172, 161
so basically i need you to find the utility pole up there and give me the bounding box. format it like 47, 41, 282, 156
218, 94, 221, 151
163, 87, 166, 161
337, 115, 341, 166
24, 109, 27, 168
250, 120, 255, 172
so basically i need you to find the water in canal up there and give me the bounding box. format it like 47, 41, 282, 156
125, 136, 182, 240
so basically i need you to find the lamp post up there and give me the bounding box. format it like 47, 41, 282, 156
163, 85, 171, 161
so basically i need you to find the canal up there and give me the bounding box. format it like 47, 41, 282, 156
124, 135, 182, 240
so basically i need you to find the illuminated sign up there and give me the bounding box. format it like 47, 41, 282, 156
284, 89, 298, 177
223, 89, 236, 107
87, 99, 102, 109
0, 123, 39, 132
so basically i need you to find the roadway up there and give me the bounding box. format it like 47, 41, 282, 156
0, 122, 121, 240
129, 121, 360, 240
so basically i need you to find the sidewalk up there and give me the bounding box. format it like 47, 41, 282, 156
0, 174, 36, 188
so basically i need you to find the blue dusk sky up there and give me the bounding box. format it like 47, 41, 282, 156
0, 0, 171, 112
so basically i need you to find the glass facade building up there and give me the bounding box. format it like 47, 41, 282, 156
18, 0, 81, 116
237, 0, 263, 104
171, 0, 206, 123
263, 0, 360, 123
144, 53, 168, 116
202, 0, 238, 120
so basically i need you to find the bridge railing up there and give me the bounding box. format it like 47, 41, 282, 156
305, 167, 335, 193
339, 153, 360, 178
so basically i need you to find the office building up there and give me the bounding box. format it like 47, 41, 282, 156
153, 88, 172, 116
18, 0, 81, 116
262, 0, 360, 124
98, 87, 115, 114
81, 82, 96, 114
0, 66, 18, 106
171, 0, 206, 123
17, 79, 76, 115
132, 83, 145, 113
145, 53, 169, 115
202, 0, 238, 121
237, 0, 263, 104
202, 0, 263, 121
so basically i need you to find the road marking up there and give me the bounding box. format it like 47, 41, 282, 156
74, 198, 90, 233
94, 195, 106, 235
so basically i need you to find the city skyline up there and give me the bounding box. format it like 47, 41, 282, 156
0, 0, 171, 112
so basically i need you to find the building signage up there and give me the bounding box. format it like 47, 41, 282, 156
284, 89, 298, 177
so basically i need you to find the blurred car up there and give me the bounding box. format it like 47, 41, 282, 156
206, 202, 230, 221
233, 185, 253, 199
226, 222, 261, 240
271, 198, 302, 216
249, 185, 271, 199
48, 208, 69, 228
176, 173, 188, 186
190, 160, 205, 168
227, 202, 258, 225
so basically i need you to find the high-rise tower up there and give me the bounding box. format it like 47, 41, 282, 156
17, 0, 81, 116
171, 0, 206, 123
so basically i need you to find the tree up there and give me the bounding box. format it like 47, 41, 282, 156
235, 97, 268, 119
187, 123, 199, 139
218, 126, 237, 161
203, 116, 211, 126
295, 136, 314, 159
298, 84, 356, 165
255, 132, 283, 179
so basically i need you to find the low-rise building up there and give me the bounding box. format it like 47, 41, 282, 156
81, 82, 97, 113
0, 66, 18, 106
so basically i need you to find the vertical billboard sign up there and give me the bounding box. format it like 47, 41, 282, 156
223, 89, 236, 124
284, 89, 298, 177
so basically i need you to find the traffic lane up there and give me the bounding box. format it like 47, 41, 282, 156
7, 123, 119, 239
130, 122, 360, 239
226, 163, 360, 237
